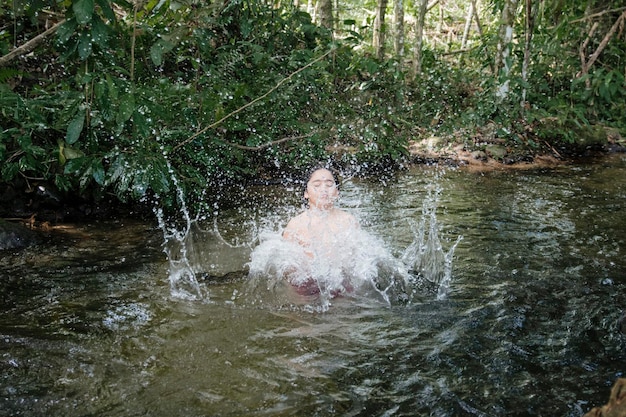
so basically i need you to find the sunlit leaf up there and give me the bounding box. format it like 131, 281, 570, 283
58, 140, 66, 166
63, 147, 85, 160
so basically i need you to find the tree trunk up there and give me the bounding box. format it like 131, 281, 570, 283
412, 0, 429, 78
373, 0, 388, 60
394, 0, 405, 62
315, 0, 333, 30
521, 0, 536, 107
461, 1, 475, 49
494, 0, 519, 99
472, 0, 484, 36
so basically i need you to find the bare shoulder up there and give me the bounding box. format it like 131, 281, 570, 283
285, 212, 308, 229
283, 212, 308, 240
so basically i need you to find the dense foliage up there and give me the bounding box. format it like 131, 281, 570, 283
0, 0, 624, 216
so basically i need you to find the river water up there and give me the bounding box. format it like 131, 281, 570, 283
1, 155, 624, 416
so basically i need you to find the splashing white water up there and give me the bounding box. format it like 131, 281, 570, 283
247, 225, 410, 310
400, 183, 463, 300
247, 182, 461, 308
157, 162, 460, 307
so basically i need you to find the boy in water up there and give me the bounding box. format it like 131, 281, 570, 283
283, 167, 358, 255
282, 167, 359, 295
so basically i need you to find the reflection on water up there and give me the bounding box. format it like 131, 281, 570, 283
1, 155, 625, 416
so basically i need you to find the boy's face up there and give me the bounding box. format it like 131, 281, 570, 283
304, 169, 338, 209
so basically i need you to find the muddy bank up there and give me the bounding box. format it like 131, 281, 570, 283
407, 129, 626, 172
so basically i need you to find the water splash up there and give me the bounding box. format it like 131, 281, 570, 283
157, 209, 255, 301
401, 182, 463, 300
156, 159, 460, 306
154, 167, 206, 300
247, 178, 462, 308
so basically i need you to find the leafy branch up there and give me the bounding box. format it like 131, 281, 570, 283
172, 48, 335, 153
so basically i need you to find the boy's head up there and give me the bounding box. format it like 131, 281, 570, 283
304, 168, 338, 210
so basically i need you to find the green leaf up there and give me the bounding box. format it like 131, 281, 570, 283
95, 0, 116, 21
78, 31, 93, 59
66, 111, 85, 145
64, 157, 87, 174
63, 147, 85, 160
106, 74, 119, 100
19, 154, 40, 172
1, 163, 19, 181
117, 93, 135, 124
150, 39, 175, 66
91, 159, 105, 185
55, 174, 73, 192
132, 109, 151, 137
17, 135, 32, 149
79, 165, 93, 189
73, 0, 95, 25
58, 140, 66, 166
91, 16, 109, 48
105, 153, 126, 185
57, 18, 78, 44
240, 19, 251, 38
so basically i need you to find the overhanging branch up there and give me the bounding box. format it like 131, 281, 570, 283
172, 48, 335, 153
224, 131, 318, 151
0, 19, 66, 66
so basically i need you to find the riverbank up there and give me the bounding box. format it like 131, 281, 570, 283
407, 127, 626, 171
1, 133, 625, 238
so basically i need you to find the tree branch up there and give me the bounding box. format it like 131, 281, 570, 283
224, 131, 318, 151
584, 10, 626, 72
579, 22, 598, 81
571, 6, 626, 24
172, 48, 335, 152
427, 0, 440, 12
0, 19, 66, 66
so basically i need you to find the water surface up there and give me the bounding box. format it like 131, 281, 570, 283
1, 155, 625, 416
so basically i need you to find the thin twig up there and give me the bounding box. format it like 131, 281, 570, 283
172, 48, 335, 152
224, 131, 318, 151
570, 6, 626, 24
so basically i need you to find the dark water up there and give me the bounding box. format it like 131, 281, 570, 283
1, 155, 625, 416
